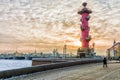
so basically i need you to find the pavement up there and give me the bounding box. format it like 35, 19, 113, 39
7, 61, 120, 80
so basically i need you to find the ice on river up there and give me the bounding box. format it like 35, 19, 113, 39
0, 59, 32, 71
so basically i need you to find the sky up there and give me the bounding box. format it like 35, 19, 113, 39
0, 0, 120, 55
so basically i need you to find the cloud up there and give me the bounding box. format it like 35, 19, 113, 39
0, 0, 120, 54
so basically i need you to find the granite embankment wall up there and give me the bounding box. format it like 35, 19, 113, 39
0, 58, 102, 79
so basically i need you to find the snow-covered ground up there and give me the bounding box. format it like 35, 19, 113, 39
9, 62, 120, 80
0, 59, 32, 71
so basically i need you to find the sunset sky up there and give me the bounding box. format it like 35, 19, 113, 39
0, 0, 120, 55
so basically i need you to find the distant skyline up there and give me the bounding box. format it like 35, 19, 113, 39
0, 0, 120, 55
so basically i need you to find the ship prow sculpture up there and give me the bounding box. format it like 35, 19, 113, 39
77, 2, 95, 58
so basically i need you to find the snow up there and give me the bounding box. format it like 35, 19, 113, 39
0, 59, 32, 71
11, 62, 120, 80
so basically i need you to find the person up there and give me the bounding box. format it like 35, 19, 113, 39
119, 56, 120, 63
103, 57, 107, 68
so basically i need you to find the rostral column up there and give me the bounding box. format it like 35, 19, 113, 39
78, 2, 92, 51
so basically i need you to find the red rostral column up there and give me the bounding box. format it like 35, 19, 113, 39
78, 2, 92, 49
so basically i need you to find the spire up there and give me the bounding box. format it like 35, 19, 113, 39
63, 44, 67, 58
113, 40, 116, 45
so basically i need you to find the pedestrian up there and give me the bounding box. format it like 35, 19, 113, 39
118, 56, 120, 62
103, 57, 107, 68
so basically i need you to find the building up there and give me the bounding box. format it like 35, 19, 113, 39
107, 41, 120, 60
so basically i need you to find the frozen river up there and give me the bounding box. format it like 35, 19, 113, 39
0, 59, 32, 71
